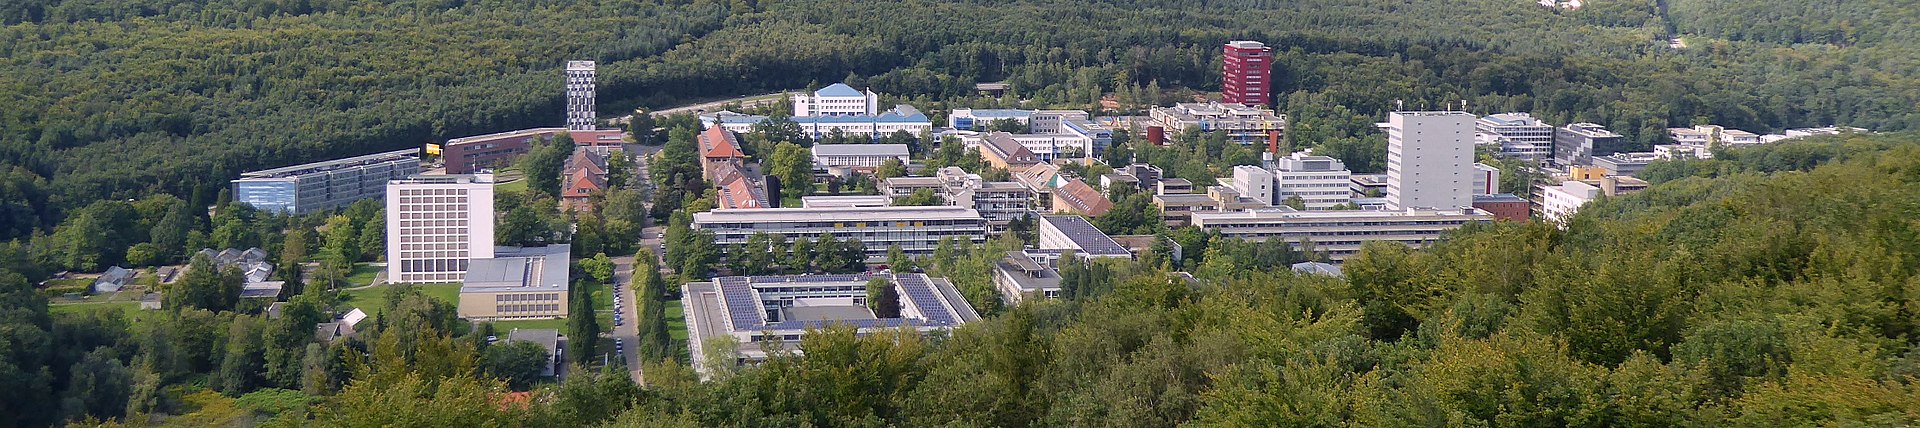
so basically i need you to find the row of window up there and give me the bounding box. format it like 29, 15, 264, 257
496, 293, 561, 302
497, 304, 560, 313
400, 272, 463, 282
397, 204, 469, 213
398, 243, 469, 251
396, 211, 466, 220
398, 196, 469, 204
398, 258, 470, 273
398, 189, 470, 196
399, 220, 469, 228
399, 250, 470, 259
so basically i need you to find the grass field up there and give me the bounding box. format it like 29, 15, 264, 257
339, 283, 460, 311
494, 167, 528, 193
343, 264, 382, 287
50, 301, 151, 322
665, 299, 687, 342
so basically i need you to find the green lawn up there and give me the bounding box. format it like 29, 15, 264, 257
50, 301, 150, 322
494, 167, 528, 193
338, 283, 461, 312
665, 299, 687, 342
343, 263, 383, 287
487, 318, 568, 333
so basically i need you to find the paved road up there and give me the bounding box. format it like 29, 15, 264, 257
610, 255, 643, 384
610, 91, 792, 125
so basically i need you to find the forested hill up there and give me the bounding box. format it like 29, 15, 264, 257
3, 0, 1920, 239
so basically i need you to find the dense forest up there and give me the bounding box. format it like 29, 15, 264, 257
5, 0, 1920, 240
6, 0, 1920, 425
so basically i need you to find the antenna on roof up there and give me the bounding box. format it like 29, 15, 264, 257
1394, 99, 1404, 111
1461, 100, 1469, 112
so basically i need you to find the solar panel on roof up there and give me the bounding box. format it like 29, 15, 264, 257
894, 274, 956, 325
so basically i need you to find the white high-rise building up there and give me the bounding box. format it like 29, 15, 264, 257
1475, 113, 1555, 163
565, 60, 596, 131
386, 174, 496, 284
1273, 152, 1353, 209
1383, 111, 1475, 210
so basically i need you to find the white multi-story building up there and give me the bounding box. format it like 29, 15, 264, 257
1273, 153, 1353, 209
1228, 165, 1275, 205
1539, 180, 1601, 224
1190, 207, 1491, 262
1147, 102, 1287, 145
386, 174, 496, 284
811, 144, 910, 168
1476, 113, 1555, 163
1383, 111, 1475, 210
1472, 162, 1501, 195
565, 61, 596, 131
683, 273, 978, 378
793, 83, 879, 117
692, 206, 987, 260
880, 167, 1034, 234
702, 106, 932, 140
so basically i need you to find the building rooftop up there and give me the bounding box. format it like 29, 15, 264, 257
1480, 113, 1547, 127
1226, 40, 1267, 49
392, 173, 494, 185
1053, 180, 1113, 216
954, 108, 1035, 119
813, 143, 910, 157
237, 148, 419, 179
699, 127, 746, 159
446, 127, 569, 145
801, 195, 893, 208
1473, 193, 1529, 204
694, 205, 983, 223
1192, 206, 1489, 221
1040, 215, 1132, 257
1291, 262, 1344, 277
506, 328, 562, 359
461, 245, 570, 294
815, 83, 866, 98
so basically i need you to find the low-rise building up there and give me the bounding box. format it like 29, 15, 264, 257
1037, 215, 1133, 259
1291, 262, 1344, 277
978, 133, 1042, 170
702, 105, 933, 140
1472, 193, 1531, 222
1539, 181, 1599, 224
1273, 153, 1354, 208
503, 328, 563, 377
683, 273, 980, 377
1189, 207, 1492, 262
801, 195, 893, 208
442, 128, 622, 174
1148, 102, 1287, 145
1157, 178, 1193, 195
699, 127, 748, 182
457, 245, 571, 320
92, 266, 133, 294
693, 206, 987, 260
233, 149, 421, 215
1472, 163, 1501, 195
1051, 180, 1112, 216
881, 168, 1033, 233
1349, 174, 1388, 198
812, 144, 910, 169
993, 252, 1063, 304
1593, 152, 1662, 177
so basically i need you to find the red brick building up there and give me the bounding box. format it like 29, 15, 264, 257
1472, 193, 1531, 222
1222, 40, 1273, 106
442, 128, 624, 174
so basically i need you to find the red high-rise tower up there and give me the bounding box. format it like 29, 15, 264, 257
1222, 40, 1272, 106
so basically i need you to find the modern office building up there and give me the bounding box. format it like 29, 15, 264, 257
1148, 102, 1287, 145
566, 60, 597, 131
692, 206, 987, 260
1472, 162, 1501, 195
1273, 153, 1354, 208
1593, 152, 1662, 177
457, 245, 571, 320
811, 144, 910, 169
1222, 40, 1273, 106
441, 127, 623, 174
1476, 113, 1556, 163
1189, 207, 1491, 262
1228, 165, 1275, 206
385, 174, 496, 284
1383, 111, 1476, 210
882, 167, 1034, 233
1539, 180, 1600, 224
953, 129, 1099, 162
1553, 123, 1626, 167
232, 149, 420, 215
683, 273, 981, 377
1037, 215, 1134, 259
702, 105, 933, 140
793, 83, 879, 117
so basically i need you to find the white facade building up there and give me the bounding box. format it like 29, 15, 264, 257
1273, 153, 1353, 209
1476, 113, 1555, 163
1383, 111, 1476, 210
565, 61, 596, 131
811, 144, 910, 168
1147, 102, 1287, 145
793, 83, 879, 117
1228, 165, 1276, 206
1540, 180, 1601, 224
386, 174, 496, 284
1472, 162, 1501, 195
1190, 207, 1491, 262
692, 206, 987, 260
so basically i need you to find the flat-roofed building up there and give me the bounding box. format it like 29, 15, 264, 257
1383, 111, 1476, 210
812, 144, 909, 169
1594, 152, 1661, 177
1472, 162, 1501, 195
1273, 153, 1353, 208
504, 328, 563, 377
683, 273, 979, 377
457, 245, 571, 320
801, 195, 893, 208
1148, 102, 1286, 145
692, 206, 987, 260
993, 252, 1062, 304
386, 174, 495, 283
1476, 113, 1555, 163
1553, 123, 1626, 167
233, 149, 420, 215
1190, 207, 1491, 262
702, 105, 933, 140
882, 167, 1032, 233
1158, 178, 1194, 195
1473, 193, 1531, 222
1037, 215, 1133, 259
1540, 180, 1600, 224
442, 128, 623, 174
